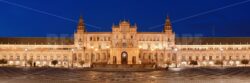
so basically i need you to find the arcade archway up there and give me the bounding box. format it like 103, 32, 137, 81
121, 51, 128, 64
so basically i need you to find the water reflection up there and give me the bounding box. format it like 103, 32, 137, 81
0, 67, 250, 83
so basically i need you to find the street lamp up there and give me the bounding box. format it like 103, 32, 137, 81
139, 46, 142, 49
24, 48, 28, 67
90, 46, 94, 64
173, 48, 178, 68
151, 48, 155, 63
71, 48, 75, 68
220, 48, 224, 67
95, 48, 98, 51
106, 46, 110, 49
138, 45, 142, 64
106, 46, 110, 63
95, 48, 99, 62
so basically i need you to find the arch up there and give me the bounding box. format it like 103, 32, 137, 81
121, 51, 128, 64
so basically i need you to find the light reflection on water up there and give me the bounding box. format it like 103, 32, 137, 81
0, 67, 250, 83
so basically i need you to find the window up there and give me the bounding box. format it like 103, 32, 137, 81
209, 56, 212, 61
123, 43, 127, 47
16, 56, 20, 60
57, 55, 61, 60
3, 55, 6, 59
78, 53, 82, 60
99, 45, 101, 49
37, 56, 40, 60
64, 55, 68, 61
10, 55, 13, 60
90, 37, 92, 41
216, 56, 219, 59
189, 56, 192, 60
30, 56, 33, 60
236, 56, 239, 60
44, 56, 47, 60
223, 56, 226, 60
149, 55, 152, 60
202, 56, 206, 60
97, 37, 100, 41
181, 56, 186, 61
50, 56, 54, 60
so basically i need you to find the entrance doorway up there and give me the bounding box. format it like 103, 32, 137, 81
132, 56, 136, 64
113, 56, 117, 64
121, 51, 128, 64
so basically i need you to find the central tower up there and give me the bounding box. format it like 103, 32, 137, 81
109, 21, 139, 64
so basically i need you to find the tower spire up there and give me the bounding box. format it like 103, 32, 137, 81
164, 15, 172, 32
77, 16, 85, 32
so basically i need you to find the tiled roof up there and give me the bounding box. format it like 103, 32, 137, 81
0, 37, 74, 45
0, 37, 249, 45
176, 37, 250, 45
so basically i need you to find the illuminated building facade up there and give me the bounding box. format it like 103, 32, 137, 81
0, 16, 250, 67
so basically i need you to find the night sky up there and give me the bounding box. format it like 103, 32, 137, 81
0, 0, 250, 37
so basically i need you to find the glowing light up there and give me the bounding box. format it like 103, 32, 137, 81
236, 61, 240, 65
202, 61, 207, 65
169, 68, 183, 71
9, 61, 13, 64
15, 61, 20, 65
220, 48, 224, 51
36, 61, 40, 65
151, 48, 154, 51
174, 48, 178, 51
181, 62, 187, 65
209, 61, 214, 65
122, 53, 127, 58
229, 61, 234, 65
106, 46, 110, 49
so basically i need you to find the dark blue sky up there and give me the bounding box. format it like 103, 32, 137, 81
0, 0, 250, 37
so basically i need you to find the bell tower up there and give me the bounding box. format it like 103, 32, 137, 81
163, 16, 175, 47
74, 16, 86, 49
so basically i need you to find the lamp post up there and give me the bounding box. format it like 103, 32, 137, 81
91, 46, 94, 63
106, 46, 110, 63
139, 46, 142, 64
151, 48, 155, 64
220, 48, 224, 67
71, 48, 75, 68
173, 48, 178, 68
95, 48, 98, 62
24, 48, 28, 67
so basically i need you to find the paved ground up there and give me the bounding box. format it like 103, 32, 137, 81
0, 67, 250, 83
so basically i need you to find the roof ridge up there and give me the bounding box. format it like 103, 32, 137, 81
0, 37, 73, 38
176, 37, 250, 38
